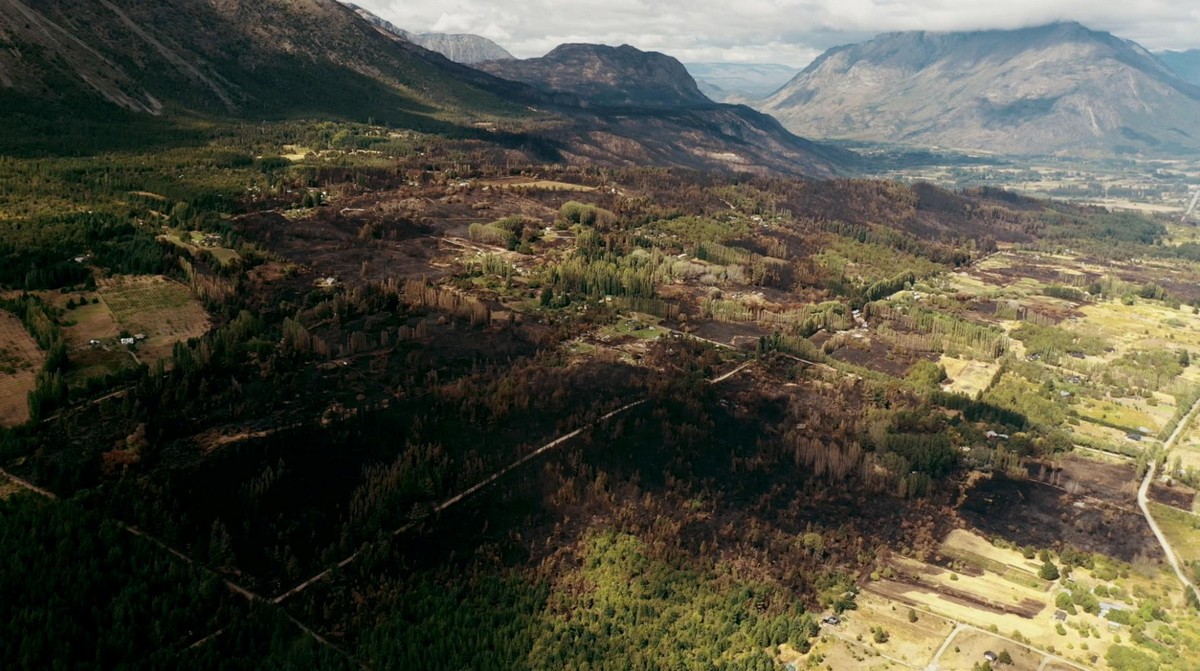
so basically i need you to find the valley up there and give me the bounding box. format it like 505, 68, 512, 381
2, 2, 1200, 670
2, 122, 1200, 668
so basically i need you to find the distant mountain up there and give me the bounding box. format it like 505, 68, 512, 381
759, 22, 1200, 157
685, 63, 799, 102
472, 43, 849, 175
478, 44, 713, 108
414, 34, 514, 65
1158, 49, 1200, 85
341, 3, 513, 64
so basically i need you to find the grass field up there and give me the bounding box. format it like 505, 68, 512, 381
57, 293, 137, 384
939, 356, 999, 397
821, 592, 954, 667
0, 310, 43, 427
477, 177, 596, 192
1149, 502, 1200, 565
796, 634, 908, 670
98, 275, 211, 362
940, 529, 1045, 589
61, 297, 120, 347
936, 628, 1051, 671
1075, 398, 1164, 434
601, 316, 665, 342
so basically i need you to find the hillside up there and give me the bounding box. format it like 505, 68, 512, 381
1159, 49, 1200, 85
342, 2, 514, 63
0, 0, 533, 125
0, 0, 841, 176
474, 43, 847, 175
759, 22, 1200, 157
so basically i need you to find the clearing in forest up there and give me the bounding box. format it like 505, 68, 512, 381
0, 310, 43, 426
98, 275, 211, 362
160, 229, 241, 266
938, 356, 998, 397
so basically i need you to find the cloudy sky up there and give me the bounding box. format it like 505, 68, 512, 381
352, 0, 1200, 67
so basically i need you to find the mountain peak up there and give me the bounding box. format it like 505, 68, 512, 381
759, 22, 1200, 158
341, 2, 513, 63
478, 42, 711, 108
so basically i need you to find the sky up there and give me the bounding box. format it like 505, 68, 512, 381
351, 0, 1200, 67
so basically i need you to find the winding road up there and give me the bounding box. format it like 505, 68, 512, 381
1136, 394, 1200, 598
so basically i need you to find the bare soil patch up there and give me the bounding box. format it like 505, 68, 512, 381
829, 336, 931, 377
1149, 481, 1197, 510
1025, 453, 1140, 504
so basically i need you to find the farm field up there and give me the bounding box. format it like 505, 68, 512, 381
935, 628, 1062, 671
1149, 502, 1200, 565
97, 275, 211, 362
803, 592, 955, 669
476, 177, 596, 191
832, 524, 1196, 670
938, 356, 998, 397
0, 310, 43, 426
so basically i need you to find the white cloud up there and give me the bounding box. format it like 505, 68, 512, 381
352, 0, 1200, 66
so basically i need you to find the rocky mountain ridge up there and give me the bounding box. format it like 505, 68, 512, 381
341, 3, 514, 63
478, 43, 713, 108
758, 22, 1200, 157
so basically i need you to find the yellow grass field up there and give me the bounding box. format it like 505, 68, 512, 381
939, 356, 999, 397
1150, 502, 1200, 565
478, 177, 596, 192
935, 628, 1051, 671
0, 310, 43, 426
827, 592, 954, 667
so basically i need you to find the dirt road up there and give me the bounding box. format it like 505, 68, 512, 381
273, 359, 754, 605
1137, 394, 1200, 598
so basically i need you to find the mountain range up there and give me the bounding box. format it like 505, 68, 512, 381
0, 0, 841, 176
1158, 49, 1200, 85
758, 22, 1200, 157
341, 2, 514, 64
685, 63, 799, 102
474, 43, 849, 174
